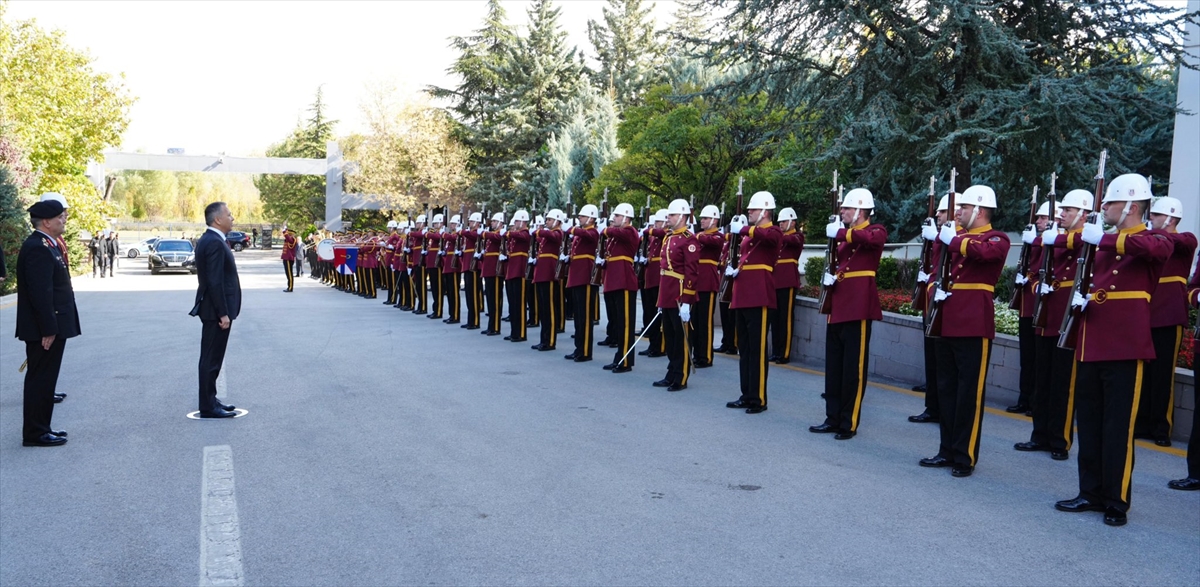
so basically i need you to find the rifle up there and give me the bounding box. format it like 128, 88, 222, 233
818, 171, 842, 315
496, 203, 510, 277
635, 195, 652, 283
1032, 172, 1058, 329
434, 205, 447, 270
716, 202, 729, 272
469, 202, 486, 272
1058, 150, 1108, 350
449, 203, 466, 272
589, 189, 610, 287
911, 175, 937, 311
555, 192, 573, 280
717, 177, 745, 304
526, 197, 541, 280
1008, 184, 1040, 309
924, 168, 958, 337
689, 194, 696, 230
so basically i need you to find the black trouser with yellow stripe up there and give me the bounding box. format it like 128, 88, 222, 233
1075, 359, 1144, 513
691, 291, 716, 366
1016, 317, 1036, 409
606, 290, 636, 368
772, 287, 796, 362
719, 300, 738, 352
485, 275, 503, 333
824, 320, 872, 433
662, 307, 691, 387
428, 267, 443, 317
923, 334, 939, 414
735, 307, 769, 407
463, 270, 481, 327
1188, 385, 1199, 479
412, 266, 427, 312
506, 277, 527, 340
1031, 336, 1077, 451
536, 281, 557, 348
1136, 325, 1182, 442
554, 280, 566, 332
443, 272, 460, 322
283, 260, 295, 291
570, 284, 595, 359
641, 286, 663, 353
527, 275, 540, 327
934, 337, 992, 468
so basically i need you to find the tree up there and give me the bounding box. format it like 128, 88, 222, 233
253, 88, 335, 226
586, 0, 667, 109
0, 132, 34, 294
545, 83, 621, 209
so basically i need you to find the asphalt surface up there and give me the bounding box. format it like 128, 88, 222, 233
1, 249, 1197, 586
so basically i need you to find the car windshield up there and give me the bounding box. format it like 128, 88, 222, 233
156, 241, 193, 252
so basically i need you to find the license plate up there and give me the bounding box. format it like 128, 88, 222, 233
167, 262, 179, 267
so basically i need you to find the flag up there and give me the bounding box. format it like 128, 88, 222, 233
335, 247, 358, 275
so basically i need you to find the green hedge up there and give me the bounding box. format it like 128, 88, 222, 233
804, 256, 826, 287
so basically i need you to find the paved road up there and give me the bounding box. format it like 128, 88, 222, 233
2, 249, 1197, 586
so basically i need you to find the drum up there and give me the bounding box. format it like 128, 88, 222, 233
316, 239, 337, 261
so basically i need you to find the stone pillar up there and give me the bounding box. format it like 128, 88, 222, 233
326, 140, 344, 232
1167, 0, 1199, 240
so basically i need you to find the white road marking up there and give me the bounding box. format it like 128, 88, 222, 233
200, 445, 244, 587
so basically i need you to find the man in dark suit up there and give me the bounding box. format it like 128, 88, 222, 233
15, 196, 80, 447
191, 202, 241, 418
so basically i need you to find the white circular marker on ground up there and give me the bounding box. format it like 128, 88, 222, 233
186, 409, 249, 420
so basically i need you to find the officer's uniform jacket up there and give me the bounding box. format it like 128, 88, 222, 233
1014, 235, 1045, 318
566, 225, 598, 288
775, 228, 805, 290
15, 231, 80, 342
480, 229, 502, 278
656, 227, 699, 309
504, 229, 531, 281
1148, 230, 1197, 328
730, 222, 782, 310
828, 221, 886, 324
460, 229, 480, 271
424, 230, 443, 270
1076, 225, 1171, 362
532, 228, 563, 283
601, 225, 639, 293
281, 233, 297, 262
1036, 228, 1083, 337
695, 228, 723, 293
644, 231, 663, 289
441, 230, 459, 274
940, 223, 1011, 339
406, 229, 425, 268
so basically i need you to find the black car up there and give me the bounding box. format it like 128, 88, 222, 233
148, 239, 196, 274
226, 231, 252, 251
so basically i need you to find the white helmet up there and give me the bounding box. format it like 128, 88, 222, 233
39, 192, 69, 209
1035, 201, 1063, 218
416, 214, 428, 223
842, 188, 874, 209
700, 205, 720, 220
469, 212, 482, 223
1149, 196, 1183, 219
1103, 173, 1152, 203
747, 190, 776, 210
535, 214, 545, 225
613, 203, 635, 218
450, 214, 462, 225
667, 198, 690, 216
579, 204, 599, 218
653, 209, 668, 223
961, 185, 997, 208
778, 207, 797, 222
513, 210, 530, 223
432, 213, 444, 224
386, 220, 397, 229
491, 212, 505, 223
1060, 189, 1093, 210
548, 209, 565, 222
937, 194, 952, 212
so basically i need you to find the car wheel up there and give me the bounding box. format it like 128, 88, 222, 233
128, 250, 138, 258
150, 267, 160, 275
233, 243, 244, 252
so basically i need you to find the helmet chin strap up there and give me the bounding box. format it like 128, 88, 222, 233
966, 207, 980, 231
1116, 201, 1132, 227
849, 209, 861, 226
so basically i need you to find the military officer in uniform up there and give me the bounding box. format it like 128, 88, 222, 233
601, 203, 640, 373
1169, 256, 1200, 491
565, 204, 600, 362
909, 194, 952, 424
424, 214, 446, 318
770, 207, 804, 364
440, 215, 461, 324
724, 191, 781, 414
480, 212, 506, 336
1007, 201, 1057, 414
281, 227, 297, 292
531, 210, 565, 351
503, 210, 532, 342
715, 228, 739, 356
408, 216, 428, 314
639, 210, 668, 358
652, 199, 700, 391
383, 221, 400, 305
692, 205, 723, 368
919, 184, 1010, 478
810, 189, 886, 439
460, 212, 484, 330
1054, 173, 1171, 526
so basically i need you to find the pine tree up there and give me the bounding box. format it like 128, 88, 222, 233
586, 0, 667, 109
546, 83, 621, 207
254, 88, 336, 226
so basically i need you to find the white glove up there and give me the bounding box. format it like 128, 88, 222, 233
403, 247, 411, 253
917, 271, 931, 284
407, 267, 413, 275
1042, 229, 1057, 246
386, 244, 394, 250
421, 250, 428, 256
1081, 222, 1104, 245
527, 257, 536, 265
473, 252, 482, 259
438, 251, 446, 257
1039, 283, 1054, 295
938, 224, 957, 245
730, 219, 746, 234
1071, 291, 1090, 310
1015, 274, 1028, 285
597, 220, 607, 231
921, 224, 938, 242
822, 272, 837, 286
826, 222, 842, 239
559, 254, 569, 262
933, 288, 951, 303
724, 265, 736, 277
596, 258, 606, 267
455, 250, 462, 256
499, 254, 508, 262
1021, 228, 1037, 244
679, 303, 691, 323
499, 228, 507, 237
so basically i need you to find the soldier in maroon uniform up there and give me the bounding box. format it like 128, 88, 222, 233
715, 231, 739, 356
810, 189, 886, 439
479, 212, 506, 336
408, 215, 427, 314
770, 207, 805, 364
1135, 196, 1196, 446
919, 184, 1010, 478
1055, 173, 1171, 527
1169, 253, 1200, 491
724, 191, 782, 414
361, 231, 380, 299
565, 204, 600, 362
639, 210, 668, 358
424, 214, 446, 319
460, 212, 484, 330
281, 227, 297, 292
531, 210, 565, 351
382, 222, 399, 305
601, 203, 641, 373
440, 215, 462, 324
391, 221, 412, 309
503, 210, 532, 342
1007, 201, 1056, 415
1013, 190, 1089, 460
653, 199, 700, 392
693, 205, 723, 368
909, 195, 953, 424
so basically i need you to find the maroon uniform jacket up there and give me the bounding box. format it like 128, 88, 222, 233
775, 228, 805, 290
566, 225, 599, 288
1148, 230, 1197, 328
1076, 225, 1171, 362
441, 231, 459, 274
382, 233, 397, 269
1013, 236, 1045, 318
360, 239, 379, 269
657, 227, 699, 309
424, 231, 444, 269
406, 229, 424, 268
602, 225, 639, 292
644, 230, 663, 289
281, 233, 297, 262
480, 230, 502, 278
532, 228, 563, 283
939, 224, 1011, 339
695, 228, 723, 293
1035, 229, 1082, 337
730, 222, 782, 310
828, 222, 886, 324
460, 229, 480, 272
504, 229, 531, 281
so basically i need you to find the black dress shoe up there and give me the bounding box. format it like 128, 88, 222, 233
919, 456, 951, 468
726, 400, 751, 409
908, 412, 939, 423
573, 356, 593, 363
612, 365, 632, 374
694, 361, 712, 368
198, 409, 237, 419
50, 430, 67, 437
1006, 403, 1030, 414
465, 325, 480, 330
53, 395, 64, 404
951, 465, 974, 477
638, 349, 651, 356
1167, 477, 1200, 491
773, 358, 790, 365
1050, 450, 1069, 461
284, 289, 293, 292
218, 402, 236, 411
646, 351, 666, 358
485, 331, 501, 336
1014, 441, 1047, 452
504, 336, 512, 340
912, 384, 926, 392
1103, 507, 1127, 527
509, 337, 527, 342
55, 392, 66, 400
1054, 496, 1105, 513
745, 405, 768, 414
532, 344, 555, 351
603, 363, 617, 370
1154, 438, 1172, 447
667, 383, 687, 392
23, 433, 67, 447
809, 424, 837, 434
834, 432, 856, 440
598, 339, 614, 346
445, 320, 461, 325
767, 355, 780, 362
564, 353, 578, 360
652, 379, 672, 388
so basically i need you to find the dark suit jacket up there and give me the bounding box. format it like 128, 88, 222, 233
192, 229, 241, 321
15, 231, 81, 342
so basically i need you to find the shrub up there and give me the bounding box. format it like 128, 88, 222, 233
804, 255, 826, 287
877, 257, 899, 290
994, 265, 1018, 307
994, 305, 1020, 336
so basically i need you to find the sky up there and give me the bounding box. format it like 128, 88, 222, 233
5, 0, 680, 157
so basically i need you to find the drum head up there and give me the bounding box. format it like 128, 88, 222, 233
317, 239, 336, 261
